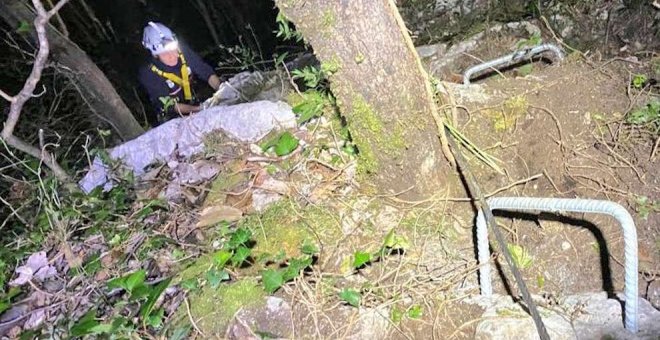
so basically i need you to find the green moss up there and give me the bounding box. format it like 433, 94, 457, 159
321, 56, 341, 76
321, 10, 336, 30
487, 95, 529, 132
348, 95, 408, 176
238, 200, 341, 259
204, 160, 248, 207
186, 279, 265, 335
350, 95, 383, 176
174, 255, 214, 285
284, 89, 305, 107
354, 52, 365, 64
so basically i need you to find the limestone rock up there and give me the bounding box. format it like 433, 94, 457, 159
79, 100, 296, 193
473, 293, 660, 340
347, 307, 391, 340
227, 297, 293, 339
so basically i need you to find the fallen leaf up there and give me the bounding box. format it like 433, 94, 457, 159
197, 205, 243, 228
23, 309, 45, 330
9, 251, 57, 286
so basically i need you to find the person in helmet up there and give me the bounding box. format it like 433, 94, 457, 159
138, 21, 221, 124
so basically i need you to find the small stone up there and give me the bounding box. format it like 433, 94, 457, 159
249, 144, 263, 155
251, 189, 282, 212
561, 241, 571, 251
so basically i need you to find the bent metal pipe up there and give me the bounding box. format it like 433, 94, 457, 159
476, 197, 639, 333
463, 43, 564, 85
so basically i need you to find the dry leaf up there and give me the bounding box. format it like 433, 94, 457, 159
197, 205, 243, 228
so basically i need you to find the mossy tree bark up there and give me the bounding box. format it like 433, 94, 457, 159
277, 0, 450, 196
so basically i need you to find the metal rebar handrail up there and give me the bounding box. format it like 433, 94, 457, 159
463, 43, 564, 85
476, 197, 639, 332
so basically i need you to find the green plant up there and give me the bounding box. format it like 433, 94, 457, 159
633, 195, 660, 220
339, 288, 361, 307
260, 132, 299, 156
626, 100, 660, 126
275, 12, 303, 42
407, 304, 423, 319
159, 96, 177, 113
69, 310, 133, 337
507, 244, 534, 270
260, 243, 315, 293
216, 41, 262, 71
353, 251, 371, 269
516, 32, 542, 49
0, 287, 21, 315
72, 270, 173, 335
291, 66, 324, 88
293, 90, 329, 124
632, 74, 648, 89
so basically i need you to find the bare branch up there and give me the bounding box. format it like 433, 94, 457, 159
0, 0, 71, 182
0, 89, 15, 102
45, 0, 69, 37
46, 0, 70, 18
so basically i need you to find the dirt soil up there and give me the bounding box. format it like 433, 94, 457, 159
428, 55, 659, 337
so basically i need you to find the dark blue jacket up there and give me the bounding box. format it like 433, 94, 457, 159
138, 42, 215, 115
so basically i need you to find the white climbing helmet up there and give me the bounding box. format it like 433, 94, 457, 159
142, 21, 179, 56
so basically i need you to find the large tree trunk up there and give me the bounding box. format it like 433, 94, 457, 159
277, 0, 450, 196
0, 0, 144, 141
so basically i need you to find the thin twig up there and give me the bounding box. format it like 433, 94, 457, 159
184, 297, 205, 337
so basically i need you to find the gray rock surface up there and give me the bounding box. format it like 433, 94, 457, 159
78, 100, 296, 193
473, 293, 660, 340
226, 296, 293, 339
347, 307, 391, 340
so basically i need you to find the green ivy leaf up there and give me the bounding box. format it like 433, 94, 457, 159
407, 304, 423, 319
206, 269, 230, 289
129, 284, 151, 301
282, 256, 312, 281
139, 277, 172, 325
294, 91, 326, 124
507, 244, 534, 269
339, 289, 361, 307
382, 229, 410, 250
124, 270, 147, 293
353, 251, 371, 269
70, 310, 103, 337
632, 74, 648, 89
227, 228, 252, 249
262, 269, 284, 294
145, 308, 165, 328
301, 241, 319, 255
231, 246, 251, 267
212, 250, 233, 267
273, 132, 299, 156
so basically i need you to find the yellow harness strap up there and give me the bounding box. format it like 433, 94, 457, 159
150, 51, 192, 101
